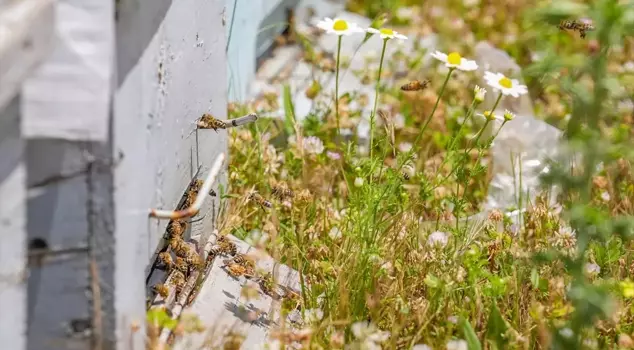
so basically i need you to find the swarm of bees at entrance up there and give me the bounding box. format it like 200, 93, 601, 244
558, 19, 595, 38
400, 79, 430, 92
271, 181, 294, 201
196, 113, 258, 132
249, 191, 273, 209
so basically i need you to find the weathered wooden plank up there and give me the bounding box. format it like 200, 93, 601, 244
0, 0, 55, 110
0, 96, 27, 350
172, 235, 302, 349
113, 0, 228, 347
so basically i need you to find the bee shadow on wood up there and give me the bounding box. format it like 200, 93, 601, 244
223, 301, 272, 328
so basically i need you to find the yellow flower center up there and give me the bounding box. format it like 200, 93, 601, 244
499, 77, 513, 89
380, 28, 394, 36
447, 52, 462, 65
333, 20, 348, 31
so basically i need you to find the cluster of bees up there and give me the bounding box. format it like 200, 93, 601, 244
557, 19, 595, 38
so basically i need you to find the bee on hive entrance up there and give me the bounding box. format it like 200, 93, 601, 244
184, 250, 204, 271
171, 271, 186, 295
400, 79, 430, 92
197, 113, 258, 131
226, 263, 247, 277
158, 252, 173, 270
153, 283, 169, 298
249, 191, 273, 209
174, 257, 189, 275
217, 239, 238, 256
170, 237, 194, 258
166, 219, 187, 240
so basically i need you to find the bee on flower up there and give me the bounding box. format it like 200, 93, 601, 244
431, 51, 478, 71
316, 18, 364, 36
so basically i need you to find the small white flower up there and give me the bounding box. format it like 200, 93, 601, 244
624, 61, 634, 72
327, 151, 341, 160
352, 321, 390, 343
398, 142, 413, 152
483, 71, 528, 98
355, 177, 364, 187
246, 229, 270, 246
474, 85, 487, 103
328, 226, 342, 240
366, 27, 408, 40
446, 339, 468, 350
447, 315, 459, 324
585, 262, 601, 275
431, 51, 478, 71
303, 136, 324, 154
559, 328, 574, 339
427, 231, 449, 247
413, 345, 432, 350
316, 17, 364, 36
600, 191, 611, 202
503, 109, 515, 121
393, 114, 405, 129
304, 308, 324, 323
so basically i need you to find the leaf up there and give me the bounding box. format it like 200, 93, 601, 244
282, 84, 296, 136
486, 303, 509, 350
461, 318, 482, 350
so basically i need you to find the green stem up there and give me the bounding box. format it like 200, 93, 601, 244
448, 99, 478, 152
335, 35, 342, 140
370, 38, 388, 163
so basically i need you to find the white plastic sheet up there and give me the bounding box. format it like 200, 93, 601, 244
21, 0, 114, 142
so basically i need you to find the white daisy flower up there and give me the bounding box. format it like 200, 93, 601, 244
303, 136, 324, 155
366, 27, 408, 40
427, 231, 449, 247
431, 51, 478, 71
316, 17, 364, 36
483, 71, 528, 97
503, 109, 515, 121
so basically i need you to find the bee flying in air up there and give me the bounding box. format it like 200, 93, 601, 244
558, 19, 595, 38
197, 113, 258, 132
400, 79, 430, 92
271, 182, 294, 201
377, 109, 396, 157
249, 191, 273, 209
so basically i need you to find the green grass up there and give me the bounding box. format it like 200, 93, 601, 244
212, 0, 634, 349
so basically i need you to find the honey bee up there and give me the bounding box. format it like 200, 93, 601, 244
183, 180, 204, 208
225, 254, 255, 269
400, 79, 430, 91
171, 271, 186, 295
402, 163, 415, 181
153, 283, 169, 298
258, 273, 279, 299
249, 191, 273, 209
197, 113, 227, 131
271, 182, 294, 201
217, 239, 238, 256
174, 257, 189, 275
158, 252, 173, 270
207, 246, 220, 262
226, 263, 248, 277
170, 237, 194, 258
166, 219, 187, 239
184, 250, 204, 271
558, 19, 595, 38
